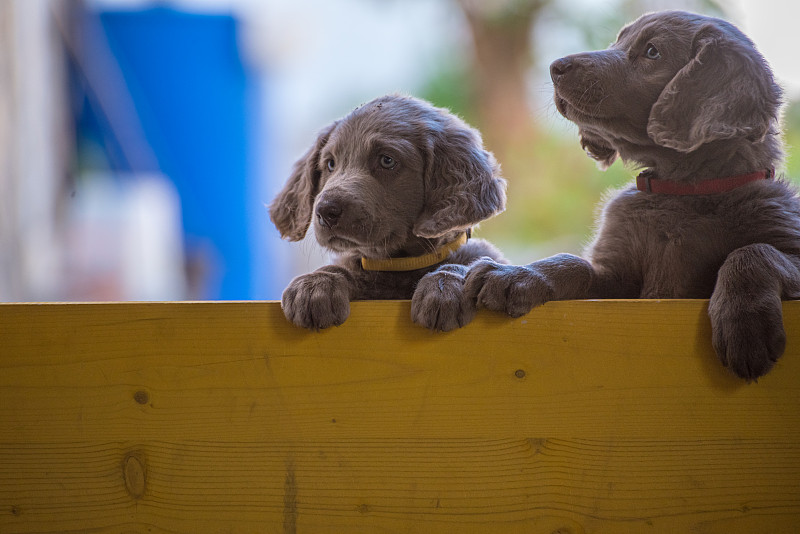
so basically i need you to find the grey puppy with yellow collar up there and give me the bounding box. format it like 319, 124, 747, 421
269, 94, 506, 331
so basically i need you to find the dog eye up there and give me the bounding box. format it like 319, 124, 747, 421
326, 159, 335, 172
379, 154, 396, 169
644, 43, 660, 60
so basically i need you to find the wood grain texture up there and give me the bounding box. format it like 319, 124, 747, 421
1, 300, 799, 533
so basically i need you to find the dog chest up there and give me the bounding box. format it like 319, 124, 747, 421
592, 190, 743, 298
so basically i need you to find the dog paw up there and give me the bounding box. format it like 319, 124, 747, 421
281, 271, 350, 330
411, 269, 475, 331
464, 258, 553, 317
709, 295, 785, 381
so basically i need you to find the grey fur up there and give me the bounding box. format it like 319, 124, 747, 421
269, 94, 507, 331
462, 11, 800, 381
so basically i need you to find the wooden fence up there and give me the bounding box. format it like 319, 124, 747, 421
1, 300, 799, 533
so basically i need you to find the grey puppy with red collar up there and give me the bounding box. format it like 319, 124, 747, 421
459, 11, 800, 381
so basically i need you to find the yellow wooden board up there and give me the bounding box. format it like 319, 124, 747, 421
1, 300, 799, 533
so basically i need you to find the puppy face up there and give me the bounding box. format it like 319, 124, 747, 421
551, 12, 692, 134
312, 108, 427, 257
550, 10, 782, 165
270, 95, 506, 258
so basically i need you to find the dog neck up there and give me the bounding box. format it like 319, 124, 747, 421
360, 231, 469, 272
636, 168, 774, 195
621, 130, 784, 184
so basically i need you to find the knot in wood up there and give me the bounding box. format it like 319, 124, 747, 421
123, 452, 146, 499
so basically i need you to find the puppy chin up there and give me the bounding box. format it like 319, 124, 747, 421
554, 91, 609, 126
316, 232, 361, 253
315, 225, 408, 259
315, 227, 374, 256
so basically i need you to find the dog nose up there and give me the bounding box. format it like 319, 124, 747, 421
315, 199, 342, 228
550, 57, 573, 81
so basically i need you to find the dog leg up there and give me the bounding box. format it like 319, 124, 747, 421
464, 254, 594, 317
709, 244, 800, 380
411, 264, 476, 331
281, 265, 357, 330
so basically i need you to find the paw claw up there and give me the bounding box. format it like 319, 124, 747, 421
412, 270, 475, 331
281, 271, 351, 330
710, 295, 785, 381
465, 261, 552, 316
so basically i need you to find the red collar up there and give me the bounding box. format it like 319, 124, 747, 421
636, 168, 774, 195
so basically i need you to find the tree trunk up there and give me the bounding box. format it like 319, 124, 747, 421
457, 0, 548, 158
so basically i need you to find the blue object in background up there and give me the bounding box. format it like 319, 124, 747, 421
97, 8, 269, 300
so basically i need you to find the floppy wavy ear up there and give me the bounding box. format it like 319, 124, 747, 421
647, 24, 782, 153
413, 122, 506, 239
269, 122, 337, 241
579, 128, 618, 169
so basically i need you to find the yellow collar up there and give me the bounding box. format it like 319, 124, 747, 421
360, 232, 468, 272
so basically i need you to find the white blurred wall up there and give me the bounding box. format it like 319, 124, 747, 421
0, 0, 68, 301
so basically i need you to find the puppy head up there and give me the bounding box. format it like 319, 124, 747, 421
645, 13, 782, 152
550, 10, 782, 162
269, 94, 506, 257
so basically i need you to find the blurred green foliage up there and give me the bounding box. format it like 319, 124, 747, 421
473, 131, 634, 262
784, 102, 800, 180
